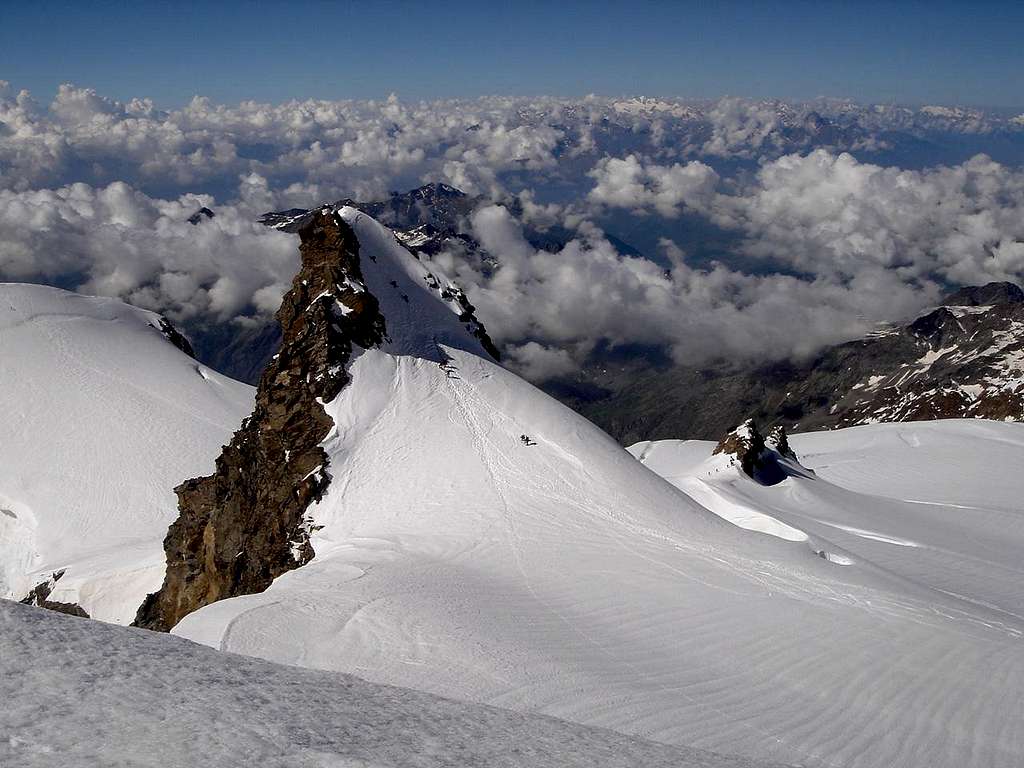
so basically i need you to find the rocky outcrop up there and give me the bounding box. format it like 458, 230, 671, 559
187, 206, 215, 225
713, 419, 767, 478
135, 210, 386, 632
156, 317, 195, 358
765, 425, 796, 460
20, 570, 89, 619
714, 420, 796, 485
436, 282, 501, 361
943, 281, 1024, 307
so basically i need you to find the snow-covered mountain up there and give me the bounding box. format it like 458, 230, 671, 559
0, 284, 253, 622
125, 207, 1024, 766
4, 209, 1024, 766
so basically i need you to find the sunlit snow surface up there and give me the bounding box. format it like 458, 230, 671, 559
0, 284, 253, 622
0, 601, 777, 768
171, 213, 1024, 768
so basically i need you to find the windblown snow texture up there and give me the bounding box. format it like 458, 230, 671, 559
0, 600, 781, 768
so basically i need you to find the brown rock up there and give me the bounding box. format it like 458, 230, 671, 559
134, 211, 386, 632
713, 419, 767, 478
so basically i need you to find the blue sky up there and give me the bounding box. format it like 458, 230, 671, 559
2, 0, 1023, 107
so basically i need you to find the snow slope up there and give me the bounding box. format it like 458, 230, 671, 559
631, 420, 1024, 630
0, 600, 778, 768
0, 284, 253, 622
173, 211, 1024, 768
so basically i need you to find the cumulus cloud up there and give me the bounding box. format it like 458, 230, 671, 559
724, 151, 1024, 286
4, 83, 1024, 381
588, 154, 719, 216
432, 205, 933, 379
593, 150, 1024, 288
700, 97, 782, 158
0, 179, 297, 325
8, 84, 1011, 204
504, 342, 578, 381
0, 85, 579, 202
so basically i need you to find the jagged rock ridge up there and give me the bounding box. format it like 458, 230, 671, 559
155, 316, 195, 358
187, 207, 215, 225
135, 210, 387, 631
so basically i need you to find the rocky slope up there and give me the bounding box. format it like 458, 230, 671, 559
560, 282, 1024, 441
711, 420, 794, 485
136, 210, 388, 631
203, 185, 493, 385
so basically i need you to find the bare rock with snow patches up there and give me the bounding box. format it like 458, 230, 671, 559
135, 210, 387, 631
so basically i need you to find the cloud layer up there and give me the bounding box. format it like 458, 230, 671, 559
0, 181, 296, 326
446, 150, 1024, 374
4, 84, 1024, 380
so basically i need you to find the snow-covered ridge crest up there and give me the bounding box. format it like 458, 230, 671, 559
335, 206, 500, 361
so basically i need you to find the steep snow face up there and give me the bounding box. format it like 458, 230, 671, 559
0, 284, 253, 622
1, 601, 777, 768
134, 206, 503, 632
174, 215, 1024, 767
335, 206, 497, 361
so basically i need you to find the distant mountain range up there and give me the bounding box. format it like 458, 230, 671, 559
557, 282, 1024, 442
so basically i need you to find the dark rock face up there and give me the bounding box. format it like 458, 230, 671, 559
766, 425, 796, 460
942, 281, 1024, 307
135, 211, 386, 632
20, 570, 89, 618
155, 317, 195, 358
713, 420, 795, 485
260, 184, 475, 236
436, 281, 501, 361
712, 419, 766, 478
187, 207, 215, 225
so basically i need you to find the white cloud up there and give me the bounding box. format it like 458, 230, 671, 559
0, 180, 297, 325
428, 204, 934, 380
4, 85, 1024, 380
504, 342, 578, 381
589, 150, 1024, 288
588, 154, 719, 216
8, 85, 1000, 205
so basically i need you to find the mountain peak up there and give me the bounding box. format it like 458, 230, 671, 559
942, 281, 1024, 307
136, 207, 498, 630
136, 210, 388, 631
401, 181, 466, 200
